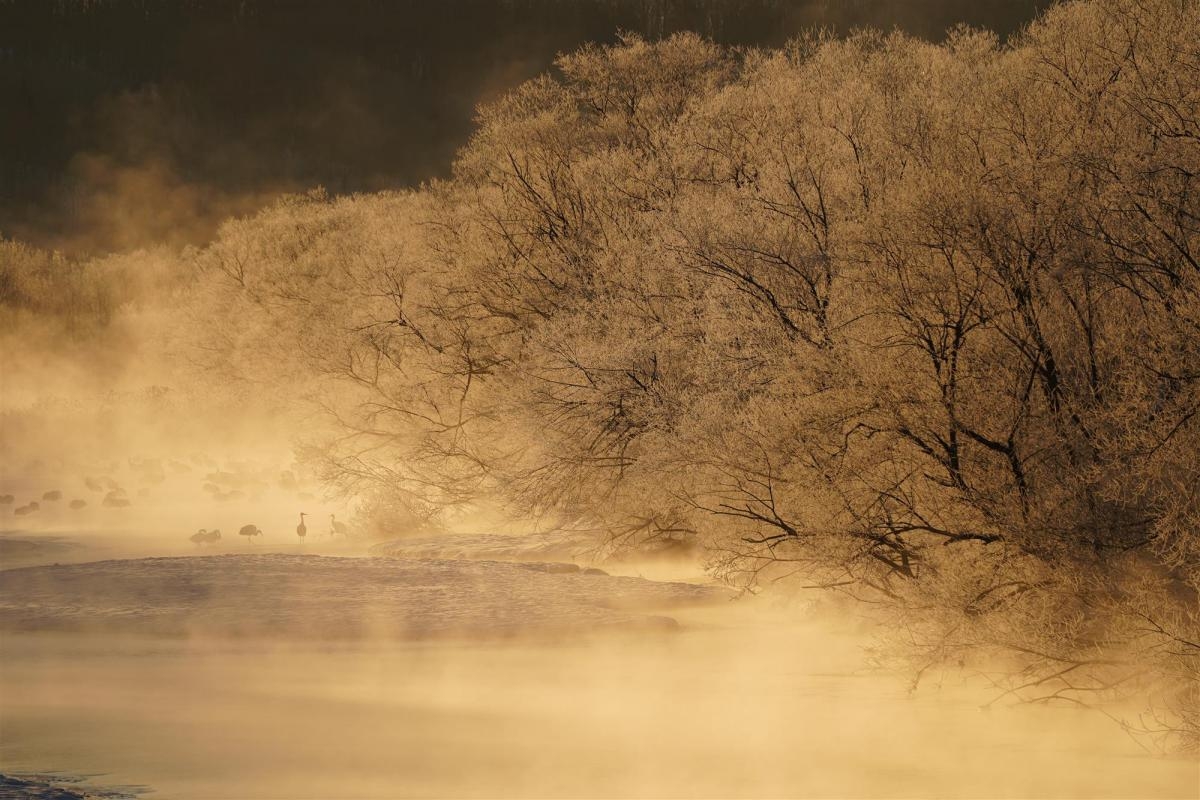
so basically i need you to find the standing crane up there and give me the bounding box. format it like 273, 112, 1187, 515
296, 512, 308, 544
329, 514, 349, 538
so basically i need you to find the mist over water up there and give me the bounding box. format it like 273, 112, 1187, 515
3, 608, 1197, 800
3, 363, 1192, 796
2, 0, 1199, 797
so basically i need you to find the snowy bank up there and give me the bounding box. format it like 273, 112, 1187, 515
368, 531, 703, 569
0, 554, 727, 640
368, 531, 605, 563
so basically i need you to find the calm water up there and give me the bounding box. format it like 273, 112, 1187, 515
1, 605, 1195, 799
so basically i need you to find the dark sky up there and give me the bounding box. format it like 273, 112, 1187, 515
0, 0, 1045, 252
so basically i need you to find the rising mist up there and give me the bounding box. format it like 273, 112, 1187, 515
1, 1, 1197, 798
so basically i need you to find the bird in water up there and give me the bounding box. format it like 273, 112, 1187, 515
14, 502, 39, 516
238, 524, 263, 542
329, 514, 349, 538
189, 529, 222, 545
296, 512, 308, 543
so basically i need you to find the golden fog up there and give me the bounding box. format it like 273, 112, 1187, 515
1, 1, 1197, 797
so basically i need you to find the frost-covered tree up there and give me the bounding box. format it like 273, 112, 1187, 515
193, 0, 1198, 748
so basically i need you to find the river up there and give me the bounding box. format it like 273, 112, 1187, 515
1, 597, 1195, 799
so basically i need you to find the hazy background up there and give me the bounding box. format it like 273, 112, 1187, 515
1, 0, 1043, 253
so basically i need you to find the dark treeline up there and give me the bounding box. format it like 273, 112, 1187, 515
1, 0, 1042, 251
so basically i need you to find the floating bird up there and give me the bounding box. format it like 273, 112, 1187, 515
189, 528, 222, 545
329, 514, 349, 538
296, 512, 308, 543
103, 490, 131, 508
69, 499, 87, 509
42, 490, 62, 501
14, 501, 40, 516
84, 477, 103, 492
238, 524, 264, 542
0, 495, 13, 504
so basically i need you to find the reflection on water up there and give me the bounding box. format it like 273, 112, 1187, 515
1, 605, 1195, 799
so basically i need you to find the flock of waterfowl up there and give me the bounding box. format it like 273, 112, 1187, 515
3, 489, 71, 517
2, 453, 353, 547
186, 514, 348, 546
